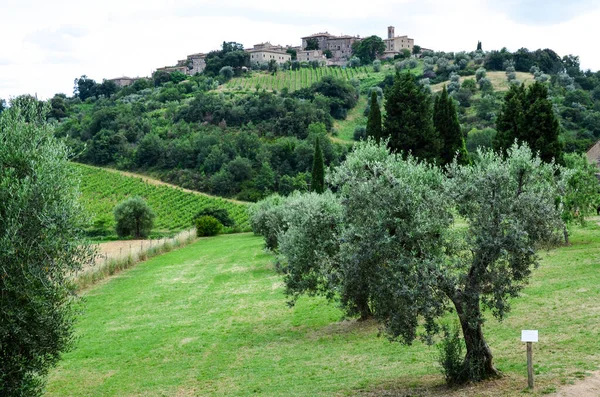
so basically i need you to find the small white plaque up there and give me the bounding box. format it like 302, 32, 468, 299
521, 330, 538, 342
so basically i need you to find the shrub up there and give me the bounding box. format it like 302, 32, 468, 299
437, 323, 465, 385
372, 59, 381, 72
114, 196, 155, 238
195, 215, 222, 237
353, 125, 366, 141
193, 207, 235, 227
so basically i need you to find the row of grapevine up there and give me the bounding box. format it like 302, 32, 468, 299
223, 65, 377, 93
74, 164, 250, 237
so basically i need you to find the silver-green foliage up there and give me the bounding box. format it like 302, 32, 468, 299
277, 191, 343, 303
0, 103, 94, 396
258, 140, 564, 383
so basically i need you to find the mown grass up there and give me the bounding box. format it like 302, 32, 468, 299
47, 224, 600, 396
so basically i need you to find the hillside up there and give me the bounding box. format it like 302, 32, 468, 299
75, 163, 250, 238
46, 225, 600, 396
431, 71, 535, 93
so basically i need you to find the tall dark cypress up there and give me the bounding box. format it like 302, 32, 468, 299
383, 72, 441, 162
494, 82, 562, 163
311, 137, 325, 194
366, 91, 382, 143
434, 86, 468, 165
494, 83, 526, 154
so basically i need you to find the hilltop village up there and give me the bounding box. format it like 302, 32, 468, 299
108, 26, 417, 87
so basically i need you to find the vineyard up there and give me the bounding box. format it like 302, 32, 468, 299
75, 164, 250, 238
223, 66, 379, 92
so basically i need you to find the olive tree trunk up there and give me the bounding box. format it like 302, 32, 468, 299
452, 290, 502, 383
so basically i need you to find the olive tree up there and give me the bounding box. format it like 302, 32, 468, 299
0, 103, 94, 396
114, 196, 155, 238
267, 140, 563, 384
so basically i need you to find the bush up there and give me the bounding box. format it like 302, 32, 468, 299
437, 323, 465, 385
195, 215, 222, 237
248, 194, 288, 250
372, 59, 381, 72
193, 207, 234, 227
114, 196, 155, 238
353, 125, 366, 141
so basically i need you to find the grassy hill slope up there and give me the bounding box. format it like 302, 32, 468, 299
47, 224, 600, 396
76, 163, 250, 238
431, 71, 535, 93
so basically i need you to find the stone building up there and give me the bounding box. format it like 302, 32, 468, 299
156, 65, 188, 75
301, 32, 360, 61
586, 141, 600, 168
183, 53, 207, 75
246, 42, 291, 66
296, 49, 327, 63
382, 26, 414, 58
108, 76, 138, 88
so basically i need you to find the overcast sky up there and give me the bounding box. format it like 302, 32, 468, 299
1, 0, 599, 100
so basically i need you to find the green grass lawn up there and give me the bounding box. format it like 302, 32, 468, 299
47, 224, 600, 396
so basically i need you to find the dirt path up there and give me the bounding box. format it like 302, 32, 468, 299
78, 164, 248, 205
549, 371, 600, 397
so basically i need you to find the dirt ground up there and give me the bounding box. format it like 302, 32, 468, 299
549, 371, 600, 397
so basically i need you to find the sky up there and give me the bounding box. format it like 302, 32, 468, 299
1, 0, 599, 100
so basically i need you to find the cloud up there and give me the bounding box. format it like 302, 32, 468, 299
25, 25, 89, 53
1, 0, 600, 100
488, 0, 600, 24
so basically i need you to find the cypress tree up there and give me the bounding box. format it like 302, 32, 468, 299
523, 82, 563, 164
434, 86, 468, 165
366, 91, 382, 143
311, 137, 325, 193
477, 41, 482, 51
493, 83, 526, 154
494, 82, 562, 163
383, 72, 441, 162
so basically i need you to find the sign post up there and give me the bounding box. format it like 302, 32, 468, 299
521, 330, 538, 389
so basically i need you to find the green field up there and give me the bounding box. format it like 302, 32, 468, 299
221, 63, 423, 93
46, 224, 600, 396
75, 164, 250, 237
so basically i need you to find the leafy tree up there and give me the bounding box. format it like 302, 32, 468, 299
383, 72, 441, 162
270, 140, 562, 384
0, 102, 94, 396
0, 98, 5, 114
366, 91, 382, 143
219, 66, 234, 82
323, 49, 333, 59
311, 138, 325, 193
305, 38, 319, 50
351, 35, 386, 64
434, 86, 468, 165
74, 75, 97, 100
113, 196, 155, 238
557, 153, 600, 243
286, 48, 297, 60
349, 56, 361, 68
412, 45, 421, 55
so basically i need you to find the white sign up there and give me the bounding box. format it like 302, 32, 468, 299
521, 330, 539, 342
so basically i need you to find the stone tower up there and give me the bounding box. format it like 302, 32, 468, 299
388, 26, 395, 39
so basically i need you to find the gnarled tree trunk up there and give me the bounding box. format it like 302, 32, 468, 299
452, 291, 502, 383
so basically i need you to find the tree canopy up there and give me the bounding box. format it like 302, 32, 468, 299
255, 140, 563, 384
0, 102, 94, 395
383, 72, 441, 162
351, 35, 386, 64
